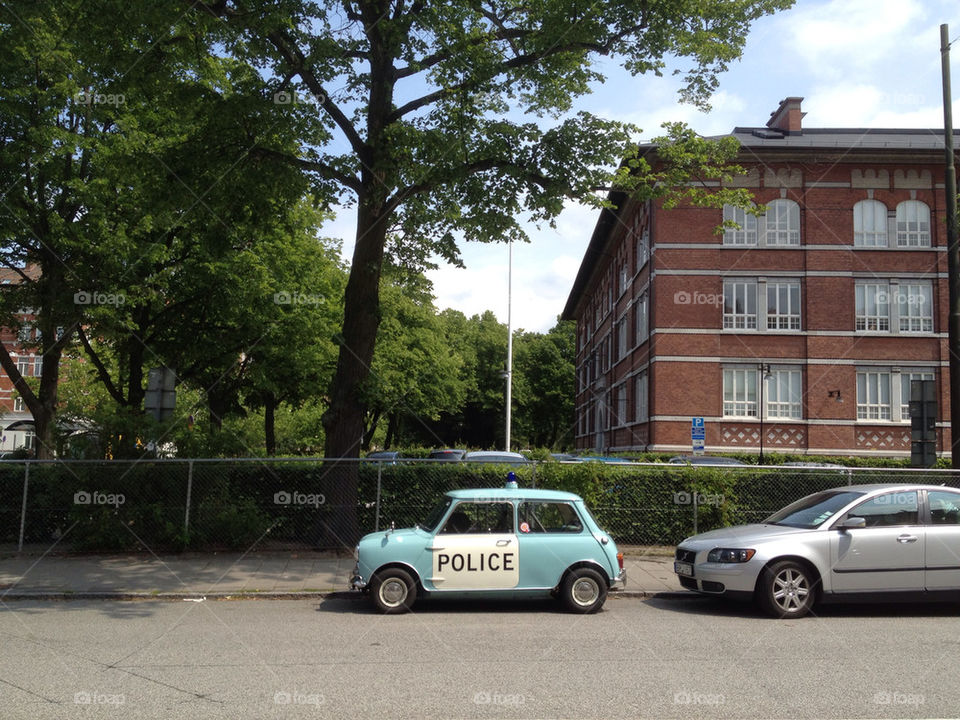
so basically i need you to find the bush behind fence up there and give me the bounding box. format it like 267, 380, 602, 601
2, 459, 957, 553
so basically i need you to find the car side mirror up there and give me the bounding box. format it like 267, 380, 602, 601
837, 516, 866, 531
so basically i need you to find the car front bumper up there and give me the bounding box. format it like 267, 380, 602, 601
350, 563, 367, 591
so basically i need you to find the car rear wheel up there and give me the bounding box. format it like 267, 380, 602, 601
371, 568, 417, 614
561, 567, 607, 614
757, 560, 817, 618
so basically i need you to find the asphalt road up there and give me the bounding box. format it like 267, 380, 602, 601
0, 593, 957, 719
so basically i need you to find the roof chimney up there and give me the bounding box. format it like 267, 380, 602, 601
766, 97, 805, 135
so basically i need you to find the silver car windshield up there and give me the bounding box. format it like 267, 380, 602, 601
764, 490, 864, 529
418, 497, 453, 532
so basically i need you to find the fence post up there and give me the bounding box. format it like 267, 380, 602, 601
374, 461, 382, 531
184, 460, 194, 538
846, 468, 853, 486
692, 490, 698, 536
17, 461, 29, 552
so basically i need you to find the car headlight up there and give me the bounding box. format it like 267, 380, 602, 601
707, 548, 756, 563
354, 544, 360, 562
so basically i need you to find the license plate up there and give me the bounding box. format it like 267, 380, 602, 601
674, 561, 694, 577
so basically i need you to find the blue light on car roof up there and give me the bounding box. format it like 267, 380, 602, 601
505, 472, 518, 489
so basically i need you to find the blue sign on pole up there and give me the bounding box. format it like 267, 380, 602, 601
691, 417, 705, 454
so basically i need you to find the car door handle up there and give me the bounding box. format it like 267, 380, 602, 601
897, 535, 918, 543
496, 539, 511, 546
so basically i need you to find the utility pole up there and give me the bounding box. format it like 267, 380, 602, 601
941, 24, 960, 467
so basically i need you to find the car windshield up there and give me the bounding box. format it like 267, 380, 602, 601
764, 490, 864, 529
418, 497, 453, 532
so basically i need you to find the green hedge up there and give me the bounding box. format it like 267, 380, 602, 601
5, 459, 959, 551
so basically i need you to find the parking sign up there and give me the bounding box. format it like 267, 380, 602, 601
691, 417, 705, 455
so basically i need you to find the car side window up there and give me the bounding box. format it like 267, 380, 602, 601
518, 502, 583, 533
439, 502, 514, 534
848, 491, 919, 527
928, 491, 960, 525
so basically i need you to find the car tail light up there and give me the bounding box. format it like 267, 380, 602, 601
617, 552, 624, 571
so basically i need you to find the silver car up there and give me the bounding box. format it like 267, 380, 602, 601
674, 484, 960, 618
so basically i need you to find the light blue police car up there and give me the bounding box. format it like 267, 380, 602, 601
351, 475, 626, 613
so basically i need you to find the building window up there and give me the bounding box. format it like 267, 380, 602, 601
855, 282, 890, 331
765, 370, 802, 419
16, 356, 30, 377
22, 432, 34, 450
723, 281, 757, 329
857, 371, 892, 420
764, 199, 800, 246
900, 371, 935, 419
619, 260, 628, 296
896, 200, 931, 247
723, 368, 758, 418
637, 229, 650, 269
615, 384, 627, 426
722, 204, 757, 246
616, 316, 628, 360
33, 357, 42, 376
898, 283, 933, 333
636, 292, 648, 343
636, 371, 648, 422
13, 397, 23, 412
854, 199, 888, 247
18, 324, 31, 343
766, 282, 801, 330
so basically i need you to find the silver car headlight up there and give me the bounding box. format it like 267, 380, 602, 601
707, 548, 756, 563
354, 544, 360, 562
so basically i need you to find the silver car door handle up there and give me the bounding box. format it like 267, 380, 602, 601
496, 539, 511, 546
897, 535, 918, 543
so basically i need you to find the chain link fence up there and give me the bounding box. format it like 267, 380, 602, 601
2, 458, 958, 553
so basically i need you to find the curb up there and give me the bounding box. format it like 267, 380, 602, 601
0, 589, 686, 602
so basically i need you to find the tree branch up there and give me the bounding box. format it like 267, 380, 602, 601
249, 146, 362, 194
76, 326, 127, 406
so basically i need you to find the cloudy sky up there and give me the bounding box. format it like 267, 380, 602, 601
324, 0, 960, 333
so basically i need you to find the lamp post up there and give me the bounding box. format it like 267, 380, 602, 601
758, 363, 771, 464
505, 240, 513, 452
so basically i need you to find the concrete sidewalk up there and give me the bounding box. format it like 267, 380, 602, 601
0, 549, 682, 600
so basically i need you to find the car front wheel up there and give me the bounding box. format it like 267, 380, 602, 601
370, 568, 417, 614
757, 560, 817, 618
560, 567, 607, 614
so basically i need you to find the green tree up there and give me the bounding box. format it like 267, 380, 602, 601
513, 320, 576, 449
191, 0, 790, 469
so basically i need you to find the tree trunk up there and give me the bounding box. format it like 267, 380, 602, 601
264, 392, 277, 456
384, 411, 398, 450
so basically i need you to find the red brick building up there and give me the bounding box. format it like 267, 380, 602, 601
0, 266, 42, 453
562, 97, 954, 457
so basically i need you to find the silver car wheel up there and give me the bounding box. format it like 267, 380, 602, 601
379, 578, 408, 607
772, 567, 809, 613
572, 577, 600, 607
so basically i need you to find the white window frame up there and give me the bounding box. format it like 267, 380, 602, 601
857, 370, 892, 421
636, 292, 648, 344
723, 281, 758, 330
616, 315, 628, 361
13, 397, 23, 412
854, 199, 889, 247
614, 383, 627, 427
855, 282, 891, 332
896, 200, 931, 247
722, 204, 758, 246
898, 282, 933, 333
765, 369, 802, 419
723, 368, 758, 418
766, 281, 801, 331
763, 199, 801, 246
636, 371, 648, 422
16, 356, 30, 377
637, 228, 650, 269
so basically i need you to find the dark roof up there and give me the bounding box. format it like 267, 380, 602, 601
722, 127, 960, 151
